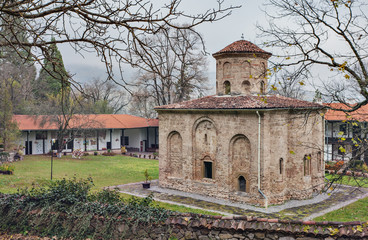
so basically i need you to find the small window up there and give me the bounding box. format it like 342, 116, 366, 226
238, 176, 246, 192
339, 124, 347, 135
260, 81, 265, 94
242, 80, 251, 92
124, 136, 129, 146
36, 131, 47, 140
204, 161, 212, 179
279, 158, 284, 175
204, 134, 208, 144
304, 155, 311, 176
224, 81, 231, 95
317, 152, 322, 171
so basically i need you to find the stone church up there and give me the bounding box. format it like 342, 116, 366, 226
155, 40, 325, 207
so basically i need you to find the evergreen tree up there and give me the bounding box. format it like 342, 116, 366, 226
0, 14, 37, 114
34, 38, 70, 99
0, 79, 20, 151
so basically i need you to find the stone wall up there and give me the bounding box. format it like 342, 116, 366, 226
158, 109, 325, 206
4, 209, 367, 239
215, 53, 270, 95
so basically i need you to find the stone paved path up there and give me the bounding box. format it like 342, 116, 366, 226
110, 180, 368, 220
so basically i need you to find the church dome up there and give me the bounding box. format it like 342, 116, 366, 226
213, 40, 272, 57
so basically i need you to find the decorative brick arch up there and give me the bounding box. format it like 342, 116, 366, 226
223, 62, 232, 78
229, 134, 252, 192
241, 61, 251, 78
167, 131, 183, 178
192, 117, 218, 180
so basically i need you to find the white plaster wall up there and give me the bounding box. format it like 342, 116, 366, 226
125, 128, 144, 151
112, 129, 121, 149
98, 130, 108, 150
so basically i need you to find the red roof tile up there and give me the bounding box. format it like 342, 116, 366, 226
325, 103, 368, 121
213, 40, 272, 57
155, 95, 323, 110
13, 114, 158, 131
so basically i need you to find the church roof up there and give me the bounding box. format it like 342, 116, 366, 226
155, 95, 324, 110
213, 40, 272, 57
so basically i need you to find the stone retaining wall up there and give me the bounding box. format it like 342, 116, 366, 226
4, 209, 368, 239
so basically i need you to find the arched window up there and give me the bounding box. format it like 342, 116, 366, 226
242, 80, 251, 93
238, 176, 246, 192
224, 81, 231, 95
260, 81, 265, 94
204, 161, 213, 179
317, 151, 322, 171
261, 62, 266, 78
304, 154, 311, 176
279, 158, 284, 175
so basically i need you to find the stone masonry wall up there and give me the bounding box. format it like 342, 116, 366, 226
215, 53, 270, 95
158, 109, 324, 206
5, 209, 368, 239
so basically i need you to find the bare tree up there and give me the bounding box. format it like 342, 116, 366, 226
128, 27, 209, 106
258, 0, 368, 190
0, 0, 239, 89
269, 68, 307, 100
78, 78, 129, 114
258, 0, 368, 112
128, 89, 157, 118
36, 92, 102, 156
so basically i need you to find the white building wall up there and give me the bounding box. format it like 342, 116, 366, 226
112, 129, 121, 149
20, 127, 155, 154
124, 128, 145, 151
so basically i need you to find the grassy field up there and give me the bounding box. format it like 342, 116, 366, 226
0, 154, 218, 215
314, 197, 368, 222
325, 173, 368, 188
0, 154, 159, 193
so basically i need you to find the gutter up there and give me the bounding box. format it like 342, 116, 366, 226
155, 107, 324, 112
256, 111, 268, 209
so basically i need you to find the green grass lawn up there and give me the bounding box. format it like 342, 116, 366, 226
325, 173, 368, 188
314, 197, 368, 222
0, 154, 158, 193
0, 154, 218, 215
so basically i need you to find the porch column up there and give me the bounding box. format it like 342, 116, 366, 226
331, 122, 334, 161
84, 137, 87, 152
109, 129, 112, 150
121, 129, 125, 146
146, 127, 149, 151
96, 130, 99, 151
26, 131, 29, 155
155, 127, 157, 147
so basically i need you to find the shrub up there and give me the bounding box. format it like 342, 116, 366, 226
88, 188, 122, 204
0, 164, 15, 173
0, 178, 170, 239
349, 160, 364, 170
102, 151, 116, 156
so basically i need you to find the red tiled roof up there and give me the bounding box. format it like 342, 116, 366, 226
13, 114, 158, 131
325, 103, 368, 121
155, 95, 323, 110
213, 40, 272, 57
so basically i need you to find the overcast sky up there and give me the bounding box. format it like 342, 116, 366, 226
57, 0, 276, 95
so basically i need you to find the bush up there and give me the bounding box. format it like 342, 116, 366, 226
17, 177, 94, 209
349, 160, 364, 170
88, 188, 122, 204
102, 151, 116, 156
0, 178, 171, 239
0, 164, 15, 173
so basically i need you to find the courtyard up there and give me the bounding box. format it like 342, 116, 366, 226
1, 155, 368, 222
